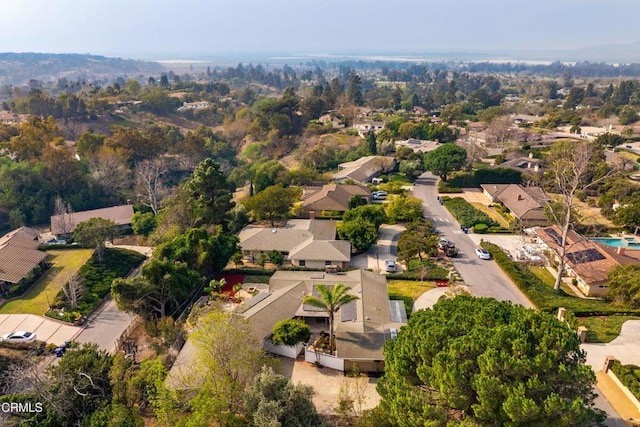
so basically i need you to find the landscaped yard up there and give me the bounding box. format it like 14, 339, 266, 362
579, 316, 640, 343
529, 266, 576, 296
470, 202, 510, 228
387, 279, 436, 314
0, 249, 94, 315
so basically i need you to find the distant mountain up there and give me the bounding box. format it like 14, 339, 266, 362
0, 53, 165, 86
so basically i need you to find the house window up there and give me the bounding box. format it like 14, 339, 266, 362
325, 261, 332, 266
299, 260, 306, 267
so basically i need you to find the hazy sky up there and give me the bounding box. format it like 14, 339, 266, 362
1, 0, 639, 60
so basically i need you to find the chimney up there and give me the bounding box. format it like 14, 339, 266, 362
528, 152, 533, 159
517, 194, 523, 201
534, 164, 540, 172
617, 246, 625, 256
309, 210, 316, 220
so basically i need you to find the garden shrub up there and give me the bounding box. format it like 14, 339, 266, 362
473, 223, 488, 234
442, 197, 497, 228
438, 182, 462, 193
271, 319, 311, 346
611, 360, 640, 401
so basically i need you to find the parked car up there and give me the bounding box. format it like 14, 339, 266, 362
385, 259, 397, 273
475, 248, 491, 260
372, 191, 388, 200
1, 331, 36, 342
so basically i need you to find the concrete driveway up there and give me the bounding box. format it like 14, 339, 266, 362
278, 357, 381, 414
351, 224, 404, 274
583, 320, 640, 370
0, 314, 80, 345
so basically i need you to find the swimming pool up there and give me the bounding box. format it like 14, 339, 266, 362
590, 237, 640, 249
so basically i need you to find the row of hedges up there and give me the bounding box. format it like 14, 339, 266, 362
47, 248, 146, 320
388, 259, 449, 281
441, 197, 498, 228
611, 360, 640, 401
481, 242, 640, 316
447, 168, 523, 188
438, 182, 463, 193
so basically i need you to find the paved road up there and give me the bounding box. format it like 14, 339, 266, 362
74, 294, 134, 353
412, 172, 533, 308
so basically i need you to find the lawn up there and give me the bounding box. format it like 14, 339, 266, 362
579, 316, 640, 343
529, 266, 576, 296
0, 249, 94, 315
470, 202, 510, 228
387, 279, 436, 314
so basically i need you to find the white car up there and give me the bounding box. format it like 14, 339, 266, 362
385, 259, 397, 273
475, 248, 491, 260
372, 191, 388, 200
1, 331, 36, 342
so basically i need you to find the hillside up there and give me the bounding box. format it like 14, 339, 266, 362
0, 52, 164, 85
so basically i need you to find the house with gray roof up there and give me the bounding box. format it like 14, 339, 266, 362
332, 156, 396, 185
238, 219, 351, 269
300, 184, 371, 217
241, 269, 406, 372
50, 204, 134, 238
0, 227, 47, 294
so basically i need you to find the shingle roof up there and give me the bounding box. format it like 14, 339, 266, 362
0, 235, 47, 284
51, 205, 134, 235
243, 269, 402, 361
239, 220, 350, 263
301, 184, 371, 213
332, 156, 396, 184
536, 226, 620, 285
482, 184, 548, 222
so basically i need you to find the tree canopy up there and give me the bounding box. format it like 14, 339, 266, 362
73, 217, 119, 262
423, 143, 468, 182
377, 296, 602, 426
186, 158, 235, 227
243, 184, 301, 226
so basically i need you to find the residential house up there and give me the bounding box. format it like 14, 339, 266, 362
0, 227, 48, 294
495, 152, 544, 176
238, 219, 351, 269
50, 205, 135, 239
395, 139, 441, 154
177, 101, 210, 112
481, 184, 550, 227
535, 226, 640, 296
300, 184, 371, 217
242, 269, 407, 372
332, 156, 396, 185
353, 120, 385, 138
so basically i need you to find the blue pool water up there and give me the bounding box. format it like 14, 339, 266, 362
591, 237, 640, 249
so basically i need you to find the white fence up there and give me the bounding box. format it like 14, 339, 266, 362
264, 339, 305, 359
304, 347, 345, 371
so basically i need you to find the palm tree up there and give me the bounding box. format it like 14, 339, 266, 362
302, 283, 359, 355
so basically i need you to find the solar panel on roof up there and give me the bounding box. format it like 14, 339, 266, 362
544, 228, 563, 245
566, 248, 606, 264
243, 292, 270, 310
341, 300, 357, 322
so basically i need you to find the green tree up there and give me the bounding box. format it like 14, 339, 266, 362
243, 367, 324, 427
271, 318, 311, 346
182, 310, 267, 426
594, 132, 625, 147
337, 217, 378, 253
42, 343, 114, 426
132, 211, 156, 236
186, 158, 235, 227
385, 194, 424, 223
302, 283, 359, 355
423, 143, 467, 182
612, 196, 640, 231
346, 73, 364, 106
377, 296, 603, 426
343, 204, 387, 228
607, 265, 640, 308
267, 249, 285, 267
112, 257, 202, 318
73, 217, 119, 262
397, 220, 439, 263
243, 184, 302, 226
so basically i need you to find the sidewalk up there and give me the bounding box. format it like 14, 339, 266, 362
597, 371, 640, 426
